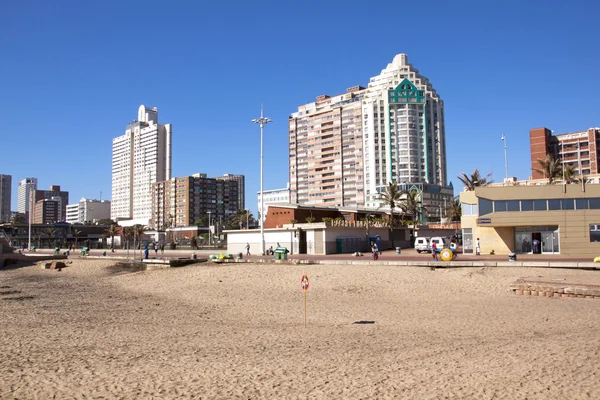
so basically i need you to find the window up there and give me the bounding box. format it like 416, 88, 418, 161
589, 198, 600, 209
548, 199, 561, 210
590, 224, 600, 242
479, 198, 493, 216
576, 199, 588, 210
507, 200, 520, 212
562, 199, 575, 210
521, 200, 533, 211
534, 200, 547, 211
494, 200, 507, 212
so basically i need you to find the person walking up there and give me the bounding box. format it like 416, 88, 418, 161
160, 243, 164, 254
431, 240, 438, 261
532, 238, 540, 254
476, 238, 481, 256
371, 242, 379, 260
154, 243, 158, 255
245, 243, 251, 256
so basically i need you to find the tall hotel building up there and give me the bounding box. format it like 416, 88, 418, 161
111, 105, 172, 225
289, 54, 448, 209
0, 174, 11, 222
17, 177, 37, 214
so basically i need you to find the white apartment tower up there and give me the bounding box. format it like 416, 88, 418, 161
289, 54, 447, 209
363, 54, 446, 207
17, 177, 38, 214
111, 105, 172, 225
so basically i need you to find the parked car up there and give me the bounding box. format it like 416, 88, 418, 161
430, 237, 449, 250
414, 237, 431, 253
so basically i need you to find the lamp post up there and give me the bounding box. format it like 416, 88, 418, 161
207, 211, 212, 246
245, 208, 249, 229
252, 108, 272, 255
501, 134, 508, 182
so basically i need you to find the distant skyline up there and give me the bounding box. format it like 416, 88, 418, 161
2, 0, 599, 216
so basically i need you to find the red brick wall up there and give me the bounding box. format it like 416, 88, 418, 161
530, 128, 551, 179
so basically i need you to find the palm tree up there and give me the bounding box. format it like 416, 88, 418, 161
533, 155, 562, 184
445, 198, 462, 238
105, 225, 119, 249
41, 227, 57, 248
122, 227, 134, 250
132, 224, 147, 250
377, 182, 403, 248
563, 164, 579, 183
398, 190, 426, 247
458, 169, 492, 191
73, 229, 82, 249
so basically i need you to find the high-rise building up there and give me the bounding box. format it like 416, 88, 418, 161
33, 197, 61, 224
35, 185, 69, 222
0, 174, 11, 222
215, 174, 245, 210
151, 173, 241, 230
66, 198, 111, 224
530, 127, 600, 179
111, 105, 172, 225
289, 54, 448, 210
17, 177, 38, 214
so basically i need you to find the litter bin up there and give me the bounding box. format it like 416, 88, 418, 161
53, 247, 60, 256
396, 247, 401, 255
81, 247, 89, 256
275, 247, 288, 260
237, 252, 243, 260
508, 253, 517, 262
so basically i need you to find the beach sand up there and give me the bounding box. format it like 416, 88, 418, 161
1, 260, 599, 399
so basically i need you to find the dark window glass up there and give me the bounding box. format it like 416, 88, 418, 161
576, 199, 588, 210
494, 200, 507, 212
507, 200, 520, 212
590, 224, 600, 242
533, 200, 547, 211
521, 200, 534, 211
548, 199, 562, 210
479, 198, 493, 216
562, 199, 575, 210
589, 198, 600, 209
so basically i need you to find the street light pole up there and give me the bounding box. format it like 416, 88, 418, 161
207, 211, 212, 246
252, 108, 272, 256
501, 134, 508, 182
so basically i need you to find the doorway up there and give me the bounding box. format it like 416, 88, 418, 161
531, 232, 542, 254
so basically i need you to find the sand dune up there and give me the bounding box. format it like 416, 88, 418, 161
1, 260, 599, 399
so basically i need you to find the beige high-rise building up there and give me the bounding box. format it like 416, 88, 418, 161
289, 54, 448, 209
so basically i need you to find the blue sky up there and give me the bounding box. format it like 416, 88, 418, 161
1, 0, 599, 215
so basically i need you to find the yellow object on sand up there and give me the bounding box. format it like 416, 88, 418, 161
440, 248, 454, 262
594, 256, 600, 263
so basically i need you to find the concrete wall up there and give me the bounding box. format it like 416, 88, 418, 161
226, 229, 298, 255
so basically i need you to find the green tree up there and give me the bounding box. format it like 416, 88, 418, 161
194, 216, 208, 226
10, 214, 25, 225
96, 218, 117, 226
377, 182, 403, 248
445, 198, 462, 237
458, 169, 492, 191
41, 227, 57, 248
122, 227, 134, 249
533, 155, 562, 184
72, 229, 82, 249
563, 164, 579, 183
398, 190, 426, 247
132, 224, 147, 249
105, 225, 119, 249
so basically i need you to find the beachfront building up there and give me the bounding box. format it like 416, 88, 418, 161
17, 177, 37, 215
0, 174, 11, 222
35, 185, 69, 222
530, 127, 600, 179
32, 198, 61, 224
257, 187, 290, 222
66, 198, 111, 224
460, 178, 600, 257
111, 105, 172, 226
151, 173, 241, 230
215, 174, 245, 210
289, 54, 450, 212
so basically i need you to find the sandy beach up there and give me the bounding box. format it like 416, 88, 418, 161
1, 259, 599, 399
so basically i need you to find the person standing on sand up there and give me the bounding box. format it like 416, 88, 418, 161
431, 241, 437, 261
476, 238, 481, 255
160, 243, 164, 254
245, 243, 251, 256
371, 242, 379, 260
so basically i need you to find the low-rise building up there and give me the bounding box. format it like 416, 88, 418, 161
66, 198, 111, 224
460, 178, 600, 257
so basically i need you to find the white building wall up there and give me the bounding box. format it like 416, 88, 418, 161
257, 188, 290, 221
226, 229, 298, 255
17, 177, 37, 214
66, 203, 79, 224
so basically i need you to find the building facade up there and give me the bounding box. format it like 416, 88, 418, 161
289, 54, 448, 210
111, 105, 172, 225
66, 198, 111, 224
33, 198, 61, 224
460, 180, 600, 257
0, 174, 11, 222
151, 173, 241, 230
530, 127, 600, 179
35, 185, 69, 222
17, 177, 37, 214
215, 174, 245, 210
257, 187, 290, 221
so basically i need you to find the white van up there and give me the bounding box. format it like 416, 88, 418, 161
429, 237, 448, 250
414, 237, 431, 253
